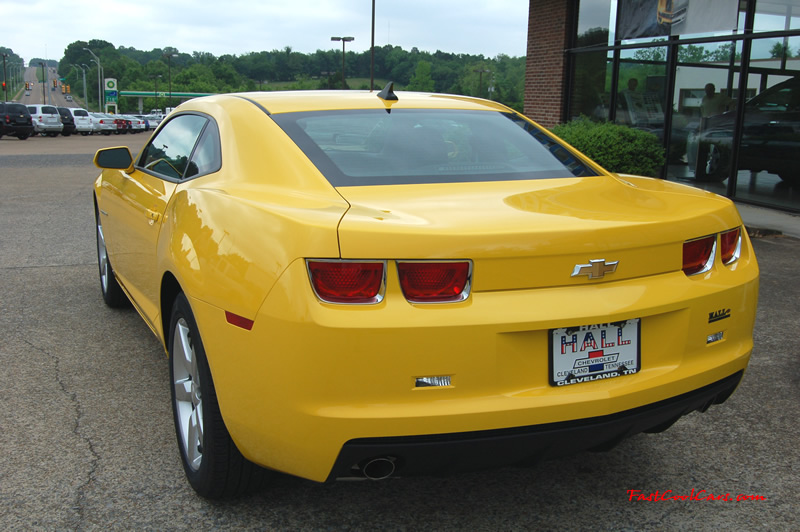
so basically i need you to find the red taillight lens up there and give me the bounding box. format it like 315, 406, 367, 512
683, 235, 716, 276
720, 227, 741, 265
307, 260, 385, 304
397, 261, 471, 303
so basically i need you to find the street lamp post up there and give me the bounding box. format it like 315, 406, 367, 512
164, 53, 177, 109
331, 36, 354, 90
84, 48, 102, 112
151, 74, 162, 112
78, 64, 88, 106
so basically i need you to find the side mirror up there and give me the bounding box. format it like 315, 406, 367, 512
94, 147, 134, 171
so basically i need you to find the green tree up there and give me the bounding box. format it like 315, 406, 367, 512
406, 60, 435, 92
770, 42, 794, 59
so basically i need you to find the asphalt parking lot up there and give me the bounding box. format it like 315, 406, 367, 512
1, 133, 798, 531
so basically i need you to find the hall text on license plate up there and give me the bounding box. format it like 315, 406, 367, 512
550, 319, 641, 387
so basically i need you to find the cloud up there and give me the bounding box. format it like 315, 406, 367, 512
2, 0, 528, 62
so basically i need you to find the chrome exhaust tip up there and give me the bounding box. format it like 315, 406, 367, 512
361, 456, 397, 480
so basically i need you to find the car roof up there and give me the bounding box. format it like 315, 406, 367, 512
183, 90, 512, 115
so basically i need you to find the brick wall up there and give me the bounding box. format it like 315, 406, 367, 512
524, 0, 572, 127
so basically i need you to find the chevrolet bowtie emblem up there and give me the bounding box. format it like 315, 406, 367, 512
571, 259, 619, 279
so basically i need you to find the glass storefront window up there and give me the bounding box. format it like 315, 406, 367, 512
730, 35, 800, 210
571, 52, 613, 121
755, 0, 800, 32
568, 0, 800, 211
616, 48, 668, 147
578, 0, 614, 46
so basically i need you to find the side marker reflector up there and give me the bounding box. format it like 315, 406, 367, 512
225, 311, 254, 331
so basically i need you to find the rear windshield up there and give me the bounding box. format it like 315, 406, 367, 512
42, 106, 57, 114
5, 104, 29, 114
74, 110, 89, 117
271, 109, 596, 187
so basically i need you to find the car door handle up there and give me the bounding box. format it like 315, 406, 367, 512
145, 209, 161, 224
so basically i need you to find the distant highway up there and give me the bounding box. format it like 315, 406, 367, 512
19, 66, 91, 110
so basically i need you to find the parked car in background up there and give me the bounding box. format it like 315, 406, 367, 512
67, 108, 93, 136
92, 88, 759, 499
57, 107, 77, 136
122, 114, 146, 133
692, 76, 800, 185
27, 104, 63, 137
143, 113, 164, 128
132, 115, 153, 131
0, 102, 34, 140
90, 112, 116, 135
114, 115, 132, 134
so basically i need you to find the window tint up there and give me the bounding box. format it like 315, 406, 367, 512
748, 78, 800, 113
42, 106, 57, 114
272, 109, 595, 186
74, 110, 89, 117
6, 104, 28, 114
185, 121, 222, 178
139, 114, 209, 180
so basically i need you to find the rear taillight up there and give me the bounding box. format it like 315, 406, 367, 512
720, 227, 742, 265
397, 261, 471, 303
307, 260, 385, 304
683, 235, 716, 276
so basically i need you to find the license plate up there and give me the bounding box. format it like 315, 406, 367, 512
550, 319, 640, 387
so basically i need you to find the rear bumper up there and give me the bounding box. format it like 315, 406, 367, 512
33, 122, 62, 133
327, 370, 743, 480
191, 243, 757, 482
3, 124, 34, 137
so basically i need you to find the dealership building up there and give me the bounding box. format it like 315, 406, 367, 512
524, 0, 800, 213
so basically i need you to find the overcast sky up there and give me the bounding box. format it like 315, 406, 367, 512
3, 0, 530, 64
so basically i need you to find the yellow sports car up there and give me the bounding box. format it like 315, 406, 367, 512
93, 85, 758, 499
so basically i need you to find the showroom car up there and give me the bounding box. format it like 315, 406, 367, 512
92, 86, 759, 499
693, 76, 800, 185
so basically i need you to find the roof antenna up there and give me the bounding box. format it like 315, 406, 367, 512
377, 81, 398, 101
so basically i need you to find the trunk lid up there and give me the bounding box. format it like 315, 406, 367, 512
334, 175, 742, 291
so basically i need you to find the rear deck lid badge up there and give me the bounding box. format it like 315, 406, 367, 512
572, 259, 619, 279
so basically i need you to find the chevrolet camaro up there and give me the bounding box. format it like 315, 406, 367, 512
92, 84, 759, 498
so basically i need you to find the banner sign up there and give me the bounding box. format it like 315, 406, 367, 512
618, 0, 738, 40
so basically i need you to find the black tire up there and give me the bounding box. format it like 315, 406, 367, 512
695, 142, 728, 183
95, 210, 129, 308
17, 133, 30, 140
168, 293, 267, 499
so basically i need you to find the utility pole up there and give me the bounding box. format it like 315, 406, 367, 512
2, 54, 8, 102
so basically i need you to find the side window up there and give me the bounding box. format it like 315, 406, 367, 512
139, 114, 208, 179
185, 121, 222, 178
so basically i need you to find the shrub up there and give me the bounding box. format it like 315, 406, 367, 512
550, 117, 666, 177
